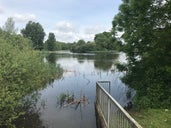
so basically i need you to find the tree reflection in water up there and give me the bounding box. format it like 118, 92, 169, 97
94, 53, 119, 71
45, 53, 57, 65
45, 52, 119, 71
14, 93, 48, 128
15, 110, 47, 128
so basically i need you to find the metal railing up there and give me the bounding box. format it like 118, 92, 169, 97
96, 81, 142, 128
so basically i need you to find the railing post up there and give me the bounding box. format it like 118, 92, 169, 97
108, 81, 111, 95
108, 81, 111, 127
96, 82, 98, 103
107, 96, 110, 128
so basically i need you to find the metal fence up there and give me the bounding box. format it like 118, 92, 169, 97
96, 81, 142, 128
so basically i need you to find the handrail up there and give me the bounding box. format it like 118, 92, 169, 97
96, 81, 142, 128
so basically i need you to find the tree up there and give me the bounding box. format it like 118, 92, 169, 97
45, 32, 56, 51
70, 39, 96, 53
2, 17, 17, 34
21, 21, 45, 50
0, 31, 62, 127
112, 0, 171, 108
94, 31, 116, 50
77, 39, 86, 45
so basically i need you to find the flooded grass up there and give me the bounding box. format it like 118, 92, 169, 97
57, 92, 89, 109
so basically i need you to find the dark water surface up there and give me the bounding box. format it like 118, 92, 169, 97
33, 51, 131, 128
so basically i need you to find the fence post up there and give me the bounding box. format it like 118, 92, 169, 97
107, 81, 111, 128
108, 81, 111, 95
96, 83, 98, 103
107, 96, 110, 128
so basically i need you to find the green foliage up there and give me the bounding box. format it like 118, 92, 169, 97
113, 0, 171, 108
53, 31, 118, 53
21, 21, 45, 50
2, 17, 17, 34
58, 42, 72, 50
94, 31, 116, 50
130, 109, 171, 128
70, 31, 118, 53
45, 32, 56, 51
0, 31, 62, 127
71, 40, 96, 53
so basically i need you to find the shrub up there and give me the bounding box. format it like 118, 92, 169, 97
0, 31, 62, 127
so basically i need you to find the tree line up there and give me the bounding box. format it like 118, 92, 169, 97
2, 17, 119, 52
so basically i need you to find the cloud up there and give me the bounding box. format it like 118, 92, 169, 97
52, 21, 78, 42
53, 30, 78, 42
0, 3, 5, 14
55, 21, 77, 33
0, 6, 4, 14
84, 25, 107, 35
13, 13, 36, 22
52, 21, 109, 42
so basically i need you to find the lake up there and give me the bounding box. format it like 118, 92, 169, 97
30, 51, 132, 128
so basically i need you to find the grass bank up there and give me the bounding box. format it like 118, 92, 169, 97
129, 109, 171, 128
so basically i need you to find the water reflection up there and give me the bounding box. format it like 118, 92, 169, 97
31, 51, 130, 128
94, 53, 119, 71
45, 52, 119, 71
45, 53, 57, 64
15, 110, 47, 128
15, 92, 48, 128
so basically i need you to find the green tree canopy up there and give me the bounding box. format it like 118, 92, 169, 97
113, 0, 171, 108
71, 39, 96, 53
94, 31, 116, 50
77, 39, 86, 45
21, 21, 45, 50
2, 17, 17, 34
45, 32, 56, 51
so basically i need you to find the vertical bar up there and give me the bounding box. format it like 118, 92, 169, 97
96, 83, 98, 103
99, 86, 101, 106
119, 111, 121, 128
122, 114, 124, 128
107, 96, 110, 128
109, 81, 111, 94
108, 82, 111, 128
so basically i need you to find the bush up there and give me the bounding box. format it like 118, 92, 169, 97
0, 31, 62, 127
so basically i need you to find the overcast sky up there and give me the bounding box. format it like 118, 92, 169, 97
0, 0, 122, 42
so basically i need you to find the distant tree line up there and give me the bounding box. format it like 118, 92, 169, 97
70, 31, 118, 53
2, 18, 117, 52
2, 17, 119, 53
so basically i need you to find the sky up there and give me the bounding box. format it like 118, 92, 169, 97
0, 0, 122, 43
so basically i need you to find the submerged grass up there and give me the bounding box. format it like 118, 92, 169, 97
129, 109, 171, 128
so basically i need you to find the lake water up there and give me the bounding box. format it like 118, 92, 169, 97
34, 51, 131, 128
